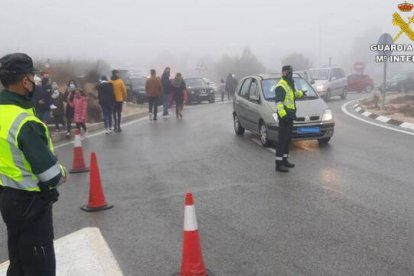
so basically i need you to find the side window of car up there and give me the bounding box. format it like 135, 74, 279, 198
239, 79, 251, 99
338, 69, 345, 79
331, 69, 341, 80
249, 79, 258, 99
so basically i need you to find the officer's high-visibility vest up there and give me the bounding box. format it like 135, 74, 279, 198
0, 105, 58, 192
275, 78, 303, 118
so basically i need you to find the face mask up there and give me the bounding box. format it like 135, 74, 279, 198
25, 78, 36, 99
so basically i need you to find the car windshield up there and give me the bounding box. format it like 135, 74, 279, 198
185, 78, 204, 87
310, 69, 329, 80
261, 77, 318, 101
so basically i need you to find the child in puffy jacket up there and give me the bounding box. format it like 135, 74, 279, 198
68, 88, 88, 138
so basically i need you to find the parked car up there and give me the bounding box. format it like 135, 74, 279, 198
233, 73, 335, 146
128, 77, 147, 103
309, 67, 347, 100
184, 77, 215, 104
383, 72, 414, 93
347, 74, 374, 92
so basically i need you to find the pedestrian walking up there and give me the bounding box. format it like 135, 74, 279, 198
51, 82, 66, 132
69, 88, 88, 138
63, 80, 77, 138
274, 65, 305, 172
171, 73, 186, 119
110, 70, 127, 132
0, 53, 68, 276
161, 67, 171, 118
96, 76, 115, 133
219, 79, 225, 101
33, 72, 52, 123
145, 69, 162, 121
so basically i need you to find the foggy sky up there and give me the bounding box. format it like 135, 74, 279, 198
0, 0, 401, 71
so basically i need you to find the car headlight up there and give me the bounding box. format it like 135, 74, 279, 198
316, 85, 325, 91
272, 113, 279, 122
322, 109, 333, 121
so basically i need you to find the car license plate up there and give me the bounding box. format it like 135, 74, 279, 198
297, 127, 320, 134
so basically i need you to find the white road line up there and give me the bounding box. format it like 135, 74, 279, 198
342, 101, 414, 136
376, 115, 391, 123
361, 111, 372, 117
355, 107, 362, 112
0, 227, 123, 276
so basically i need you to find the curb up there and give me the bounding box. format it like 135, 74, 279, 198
352, 103, 414, 131
51, 110, 148, 144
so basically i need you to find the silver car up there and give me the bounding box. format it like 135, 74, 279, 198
232, 73, 335, 146
309, 67, 347, 100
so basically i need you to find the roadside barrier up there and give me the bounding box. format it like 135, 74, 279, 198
69, 129, 89, 173
81, 152, 113, 212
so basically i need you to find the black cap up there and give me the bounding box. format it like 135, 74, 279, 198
0, 53, 39, 75
282, 65, 293, 72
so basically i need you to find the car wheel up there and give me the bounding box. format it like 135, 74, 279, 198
259, 122, 271, 147
365, 85, 373, 93
209, 97, 215, 103
233, 114, 245, 136
318, 137, 331, 145
341, 88, 347, 99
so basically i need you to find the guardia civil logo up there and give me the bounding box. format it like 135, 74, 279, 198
393, 1, 414, 42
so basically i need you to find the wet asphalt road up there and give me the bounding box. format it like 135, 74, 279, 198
0, 93, 413, 275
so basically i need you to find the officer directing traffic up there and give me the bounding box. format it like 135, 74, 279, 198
0, 53, 67, 275
274, 65, 305, 172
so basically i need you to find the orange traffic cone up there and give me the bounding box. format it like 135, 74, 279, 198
81, 152, 114, 212
180, 193, 208, 276
69, 129, 89, 173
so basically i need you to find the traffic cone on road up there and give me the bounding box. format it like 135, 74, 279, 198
81, 152, 114, 212
69, 129, 89, 173
180, 193, 207, 276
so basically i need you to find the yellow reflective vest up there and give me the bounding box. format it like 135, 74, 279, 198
275, 78, 303, 118
0, 104, 57, 192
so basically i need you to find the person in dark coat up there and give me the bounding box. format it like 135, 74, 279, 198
51, 82, 65, 132
171, 73, 186, 119
161, 67, 171, 117
63, 80, 77, 138
33, 74, 52, 123
96, 76, 115, 133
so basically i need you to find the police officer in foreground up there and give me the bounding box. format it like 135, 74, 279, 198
275, 65, 305, 172
0, 53, 67, 275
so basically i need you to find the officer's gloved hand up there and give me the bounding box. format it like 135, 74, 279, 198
39, 186, 60, 203
303, 90, 308, 96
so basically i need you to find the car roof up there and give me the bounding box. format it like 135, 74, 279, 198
242, 73, 304, 80
309, 67, 342, 71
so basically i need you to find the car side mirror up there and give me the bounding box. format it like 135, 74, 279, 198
330, 76, 337, 81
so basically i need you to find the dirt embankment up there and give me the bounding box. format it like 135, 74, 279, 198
360, 94, 414, 124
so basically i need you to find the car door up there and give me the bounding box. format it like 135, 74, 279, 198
332, 68, 345, 96
235, 78, 252, 130
245, 78, 261, 133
